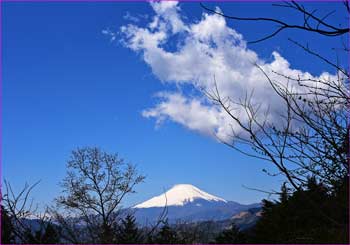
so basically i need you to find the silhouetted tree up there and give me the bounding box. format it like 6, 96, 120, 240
174, 223, 201, 244
24, 223, 60, 244
201, 1, 349, 43
201, 3, 349, 242
52, 147, 145, 243
1, 205, 15, 243
214, 223, 246, 244
41, 223, 60, 244
252, 177, 348, 243
201, 2, 349, 243
2, 181, 57, 244
153, 222, 179, 244
117, 214, 142, 243
204, 1, 348, 192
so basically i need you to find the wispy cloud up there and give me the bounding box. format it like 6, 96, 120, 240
102, 28, 117, 42
123, 11, 149, 23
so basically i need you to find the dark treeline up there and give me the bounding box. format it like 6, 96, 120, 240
1, 147, 348, 244
1, 177, 348, 244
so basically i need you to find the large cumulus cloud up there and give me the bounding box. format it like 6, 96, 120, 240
119, 1, 335, 141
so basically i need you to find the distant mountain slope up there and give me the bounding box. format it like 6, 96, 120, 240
133, 184, 261, 224
134, 184, 227, 208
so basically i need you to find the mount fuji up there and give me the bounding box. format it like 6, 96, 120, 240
132, 184, 261, 224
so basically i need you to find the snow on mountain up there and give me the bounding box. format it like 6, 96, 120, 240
134, 184, 227, 208
132, 184, 261, 224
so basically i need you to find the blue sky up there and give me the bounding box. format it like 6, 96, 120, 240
2, 1, 347, 208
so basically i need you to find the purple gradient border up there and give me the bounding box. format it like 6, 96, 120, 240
0, 0, 349, 244
0, 0, 349, 2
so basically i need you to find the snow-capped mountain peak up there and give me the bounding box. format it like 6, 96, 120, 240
134, 184, 227, 208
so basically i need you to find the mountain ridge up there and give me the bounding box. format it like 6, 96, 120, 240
132, 184, 261, 224
134, 184, 227, 208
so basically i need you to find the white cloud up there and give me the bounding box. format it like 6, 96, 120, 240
142, 92, 221, 137
149, 1, 187, 33
123, 12, 141, 23
120, 1, 336, 142
102, 28, 117, 42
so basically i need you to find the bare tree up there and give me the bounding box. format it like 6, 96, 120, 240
201, 1, 349, 44
52, 147, 145, 243
2, 180, 57, 243
202, 1, 349, 191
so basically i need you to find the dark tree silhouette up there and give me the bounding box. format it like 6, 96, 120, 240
1, 205, 15, 243
2, 181, 56, 244
214, 223, 247, 244
52, 147, 145, 243
203, 1, 349, 192
173, 222, 201, 244
201, 2, 348, 243
252, 177, 348, 243
201, 1, 349, 43
24, 223, 60, 244
153, 222, 179, 244
40, 223, 61, 244
117, 214, 142, 243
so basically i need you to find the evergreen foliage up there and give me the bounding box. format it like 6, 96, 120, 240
153, 222, 179, 244
1, 206, 15, 244
252, 177, 349, 243
117, 214, 142, 243
24, 223, 61, 244
214, 223, 246, 243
